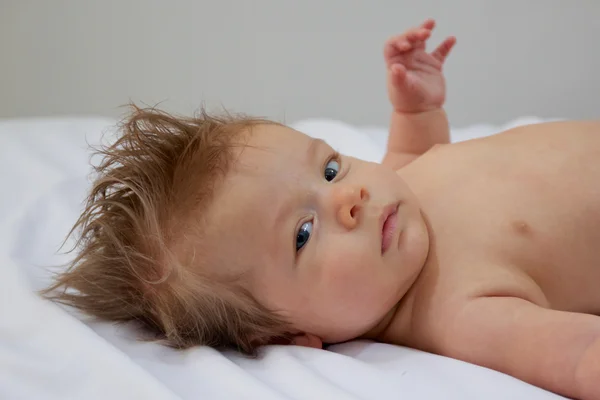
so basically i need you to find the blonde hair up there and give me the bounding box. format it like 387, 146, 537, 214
42, 105, 291, 354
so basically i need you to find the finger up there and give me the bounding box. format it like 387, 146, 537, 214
392, 28, 430, 54
384, 39, 401, 63
390, 63, 407, 82
383, 35, 412, 61
420, 18, 435, 30
432, 36, 456, 63
384, 27, 432, 61
405, 28, 431, 44
395, 39, 411, 52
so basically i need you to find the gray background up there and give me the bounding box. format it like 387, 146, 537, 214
1, 0, 599, 127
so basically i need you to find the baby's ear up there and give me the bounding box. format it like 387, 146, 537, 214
290, 333, 323, 349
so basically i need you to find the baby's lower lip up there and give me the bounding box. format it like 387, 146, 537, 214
381, 210, 398, 253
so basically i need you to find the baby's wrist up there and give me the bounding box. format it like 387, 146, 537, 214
392, 101, 444, 115
392, 107, 445, 120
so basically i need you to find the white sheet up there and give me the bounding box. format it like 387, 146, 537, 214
0, 116, 566, 400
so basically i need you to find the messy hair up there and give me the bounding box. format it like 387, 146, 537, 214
42, 104, 291, 354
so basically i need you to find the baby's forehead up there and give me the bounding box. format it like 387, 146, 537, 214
243, 124, 336, 164
229, 127, 316, 175
247, 124, 313, 151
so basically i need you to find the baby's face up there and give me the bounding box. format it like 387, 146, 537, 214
208, 125, 430, 344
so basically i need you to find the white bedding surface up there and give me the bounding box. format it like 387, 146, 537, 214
0, 116, 566, 400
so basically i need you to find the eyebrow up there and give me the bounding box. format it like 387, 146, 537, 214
306, 138, 325, 167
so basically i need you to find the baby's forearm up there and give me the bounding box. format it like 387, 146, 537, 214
575, 336, 600, 400
387, 108, 450, 156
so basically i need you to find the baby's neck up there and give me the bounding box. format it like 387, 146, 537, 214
359, 302, 401, 341
358, 268, 427, 343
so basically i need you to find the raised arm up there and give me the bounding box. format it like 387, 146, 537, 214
382, 19, 455, 169
444, 297, 600, 400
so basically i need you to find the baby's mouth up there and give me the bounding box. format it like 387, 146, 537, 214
381, 204, 399, 254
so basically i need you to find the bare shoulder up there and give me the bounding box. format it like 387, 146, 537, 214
397, 119, 600, 182
481, 119, 600, 145
504, 119, 600, 132
383, 143, 448, 172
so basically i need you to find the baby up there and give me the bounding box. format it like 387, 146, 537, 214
46, 19, 600, 399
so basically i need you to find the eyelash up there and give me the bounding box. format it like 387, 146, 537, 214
325, 151, 342, 177
330, 151, 341, 165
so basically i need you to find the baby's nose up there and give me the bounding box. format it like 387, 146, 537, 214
332, 185, 369, 229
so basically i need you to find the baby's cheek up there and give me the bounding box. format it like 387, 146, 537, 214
319, 252, 383, 312
320, 250, 366, 282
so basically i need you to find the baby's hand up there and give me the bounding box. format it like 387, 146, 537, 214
385, 19, 456, 114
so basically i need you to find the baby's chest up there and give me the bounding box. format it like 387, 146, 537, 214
433, 169, 600, 313
409, 124, 600, 313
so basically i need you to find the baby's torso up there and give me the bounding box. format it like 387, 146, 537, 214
393, 120, 600, 349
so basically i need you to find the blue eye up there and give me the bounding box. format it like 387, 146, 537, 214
296, 221, 313, 251
324, 159, 339, 182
